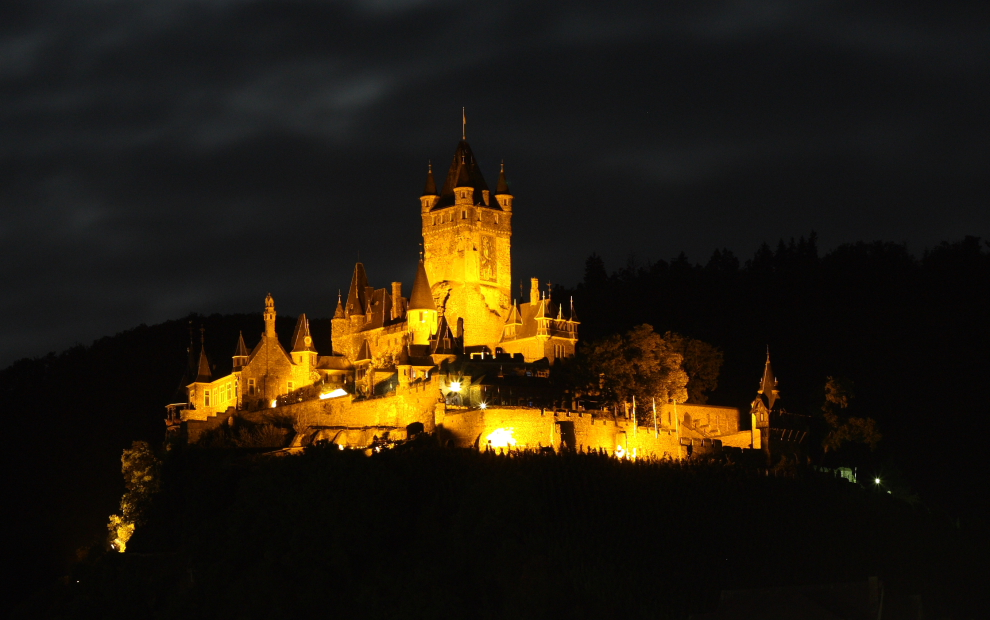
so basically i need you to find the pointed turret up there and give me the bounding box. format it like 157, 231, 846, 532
757, 350, 779, 411
345, 263, 370, 317
233, 331, 249, 369
408, 259, 437, 311
420, 162, 440, 212
408, 258, 438, 345
568, 297, 579, 323
291, 313, 316, 352
494, 160, 513, 211
333, 291, 345, 319
434, 139, 494, 210
196, 342, 212, 383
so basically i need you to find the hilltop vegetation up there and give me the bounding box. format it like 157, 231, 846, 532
28, 443, 985, 619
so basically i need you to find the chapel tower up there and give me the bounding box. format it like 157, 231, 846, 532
420, 138, 513, 348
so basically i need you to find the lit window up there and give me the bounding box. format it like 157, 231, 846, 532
287, 381, 294, 392
204, 390, 211, 407
495, 214, 499, 224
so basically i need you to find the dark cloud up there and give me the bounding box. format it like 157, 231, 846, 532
1, 0, 987, 365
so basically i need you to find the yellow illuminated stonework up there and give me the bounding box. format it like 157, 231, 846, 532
170, 133, 748, 460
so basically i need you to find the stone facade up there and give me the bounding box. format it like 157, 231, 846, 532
173, 133, 762, 462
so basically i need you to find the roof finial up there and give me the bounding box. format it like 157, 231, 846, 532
462, 107, 466, 140
501, 159, 504, 172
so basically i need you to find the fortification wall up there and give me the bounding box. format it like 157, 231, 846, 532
439, 407, 685, 459
280, 377, 441, 432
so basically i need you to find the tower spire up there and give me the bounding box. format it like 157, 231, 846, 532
462, 107, 466, 140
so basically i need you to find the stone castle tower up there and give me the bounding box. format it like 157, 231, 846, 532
419, 139, 513, 347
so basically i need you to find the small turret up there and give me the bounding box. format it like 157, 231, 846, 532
407, 258, 438, 345
529, 277, 540, 306
453, 153, 474, 206
196, 327, 212, 383
291, 313, 317, 367
420, 162, 439, 212
333, 291, 345, 319
264, 293, 276, 337
495, 160, 513, 211
232, 331, 249, 369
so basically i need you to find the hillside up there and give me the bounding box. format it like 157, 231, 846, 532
28, 445, 986, 619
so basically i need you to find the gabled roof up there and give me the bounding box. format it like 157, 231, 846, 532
434, 139, 499, 211
431, 316, 460, 355
291, 314, 316, 352
504, 300, 522, 326
408, 259, 436, 311
355, 340, 373, 363
345, 263, 369, 316
422, 162, 438, 196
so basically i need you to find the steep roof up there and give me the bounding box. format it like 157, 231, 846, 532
434, 140, 499, 211
758, 351, 779, 410
195, 346, 212, 383
291, 314, 316, 352
496, 160, 510, 195
345, 263, 369, 316
333, 291, 345, 319
504, 300, 522, 326
408, 259, 436, 311
422, 162, 438, 196
233, 331, 248, 358
355, 340, 373, 363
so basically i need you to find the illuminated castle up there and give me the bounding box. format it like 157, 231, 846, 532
172, 132, 754, 459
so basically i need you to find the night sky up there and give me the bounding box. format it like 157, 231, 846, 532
2, 1, 987, 367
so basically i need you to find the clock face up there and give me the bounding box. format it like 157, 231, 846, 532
304, 336, 312, 346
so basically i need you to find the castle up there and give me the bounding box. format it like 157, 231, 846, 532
171, 132, 800, 461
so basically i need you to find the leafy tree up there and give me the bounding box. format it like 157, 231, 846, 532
107, 440, 161, 552
581, 325, 688, 422
663, 331, 723, 404
821, 376, 881, 453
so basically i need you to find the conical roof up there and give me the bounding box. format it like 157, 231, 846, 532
758, 351, 779, 410
333, 291, 345, 319
292, 314, 316, 352
496, 160, 510, 195
407, 259, 436, 311
422, 162, 438, 196
233, 331, 248, 358
345, 263, 369, 316
568, 297, 579, 323
434, 140, 496, 210
195, 346, 212, 383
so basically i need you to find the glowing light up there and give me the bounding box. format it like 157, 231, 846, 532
338, 444, 345, 451
615, 445, 626, 459
449, 381, 462, 392
270, 399, 277, 408
320, 388, 348, 400
486, 427, 517, 449
479, 402, 487, 409
875, 478, 881, 485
